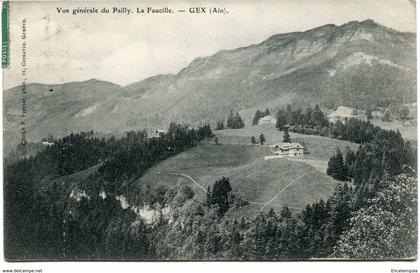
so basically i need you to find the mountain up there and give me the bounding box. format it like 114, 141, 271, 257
3, 79, 123, 153
3, 20, 416, 152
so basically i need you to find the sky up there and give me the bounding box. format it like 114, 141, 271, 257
3, 0, 416, 89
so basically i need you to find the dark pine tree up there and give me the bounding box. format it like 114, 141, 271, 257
216, 120, 225, 130
280, 206, 292, 219
283, 129, 291, 143
206, 186, 212, 207
259, 134, 266, 145
210, 177, 232, 215
227, 112, 245, 129
252, 110, 262, 125
226, 111, 234, 128
276, 113, 288, 131
327, 154, 336, 177
233, 113, 245, 129
327, 148, 347, 181
344, 146, 356, 179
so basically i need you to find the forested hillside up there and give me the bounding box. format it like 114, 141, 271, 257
4, 119, 416, 260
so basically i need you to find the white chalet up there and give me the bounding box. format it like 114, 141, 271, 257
42, 141, 54, 146
269, 143, 304, 157
258, 115, 277, 125
154, 129, 166, 137
327, 106, 366, 123
371, 110, 383, 119
149, 129, 166, 138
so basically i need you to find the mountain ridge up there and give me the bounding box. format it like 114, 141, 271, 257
3, 20, 416, 153
4, 19, 415, 91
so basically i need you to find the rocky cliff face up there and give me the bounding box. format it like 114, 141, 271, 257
3, 20, 416, 151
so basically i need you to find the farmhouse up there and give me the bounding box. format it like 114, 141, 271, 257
327, 106, 367, 123
269, 142, 304, 157
153, 129, 166, 138
258, 115, 277, 125
42, 141, 54, 146
148, 129, 166, 138
371, 110, 383, 119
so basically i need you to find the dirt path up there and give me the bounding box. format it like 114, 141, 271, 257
258, 174, 306, 213
248, 201, 302, 210
158, 172, 304, 212
157, 172, 209, 193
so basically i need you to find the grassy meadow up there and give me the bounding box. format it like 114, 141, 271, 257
136, 124, 359, 216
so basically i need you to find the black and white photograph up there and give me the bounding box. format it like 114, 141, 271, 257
1, 0, 418, 270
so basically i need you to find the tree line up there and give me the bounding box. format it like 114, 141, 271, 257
4, 123, 213, 260
216, 110, 245, 130
275, 104, 414, 148
276, 104, 329, 132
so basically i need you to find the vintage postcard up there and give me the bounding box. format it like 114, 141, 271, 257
1, 0, 417, 264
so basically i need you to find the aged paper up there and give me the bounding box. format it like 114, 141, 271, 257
1, 0, 417, 268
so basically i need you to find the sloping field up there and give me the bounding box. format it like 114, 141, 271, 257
137, 143, 270, 192
371, 120, 417, 143
137, 142, 342, 216
214, 124, 360, 161
49, 125, 357, 217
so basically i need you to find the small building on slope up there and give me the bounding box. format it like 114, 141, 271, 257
148, 129, 166, 138
42, 141, 54, 146
258, 115, 277, 125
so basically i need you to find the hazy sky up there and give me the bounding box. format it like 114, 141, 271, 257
4, 0, 416, 89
